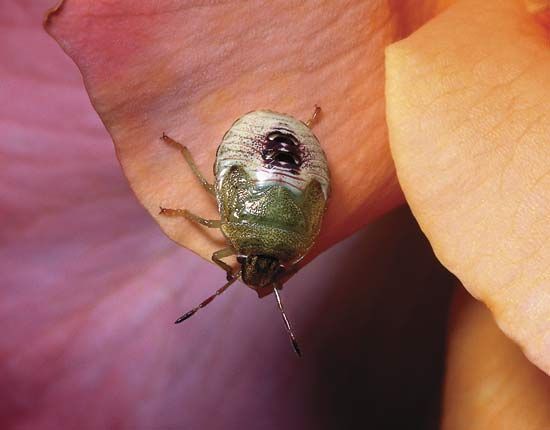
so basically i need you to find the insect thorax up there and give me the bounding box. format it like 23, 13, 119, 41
217, 165, 326, 264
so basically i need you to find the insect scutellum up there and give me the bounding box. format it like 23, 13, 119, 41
159, 105, 329, 356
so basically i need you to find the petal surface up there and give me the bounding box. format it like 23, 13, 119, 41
43, 0, 424, 263
442, 287, 550, 430
3, 3, 453, 429
386, 0, 550, 372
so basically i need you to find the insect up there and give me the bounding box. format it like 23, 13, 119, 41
159, 106, 330, 356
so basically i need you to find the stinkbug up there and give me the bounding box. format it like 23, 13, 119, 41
159, 106, 330, 355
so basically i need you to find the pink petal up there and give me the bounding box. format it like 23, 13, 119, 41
1, 1, 453, 428
45, 0, 411, 263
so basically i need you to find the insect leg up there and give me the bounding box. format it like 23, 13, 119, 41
304, 105, 321, 128
212, 247, 236, 280
159, 207, 221, 228
160, 133, 215, 195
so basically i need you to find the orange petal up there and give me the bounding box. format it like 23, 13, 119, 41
386, 0, 550, 372
442, 287, 550, 429
525, 0, 550, 26
42, 0, 450, 264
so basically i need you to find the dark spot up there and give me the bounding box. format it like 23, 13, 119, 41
273, 152, 296, 165
262, 131, 302, 174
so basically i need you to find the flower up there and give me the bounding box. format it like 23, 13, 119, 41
1, 0, 548, 428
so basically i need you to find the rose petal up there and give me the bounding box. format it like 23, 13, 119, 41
386, 0, 550, 372
42, 0, 439, 265
525, 0, 550, 26
3, 3, 453, 427
442, 287, 550, 429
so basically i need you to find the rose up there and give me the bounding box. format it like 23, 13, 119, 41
2, 0, 549, 428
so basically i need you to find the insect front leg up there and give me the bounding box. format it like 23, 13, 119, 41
212, 247, 237, 280
160, 133, 215, 196
159, 207, 221, 228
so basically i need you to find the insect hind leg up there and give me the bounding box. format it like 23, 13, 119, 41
304, 105, 321, 128
160, 133, 215, 196
159, 207, 221, 228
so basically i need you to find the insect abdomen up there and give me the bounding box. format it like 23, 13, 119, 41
214, 110, 330, 199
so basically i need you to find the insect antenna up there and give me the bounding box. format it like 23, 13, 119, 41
273, 287, 302, 357
174, 274, 240, 324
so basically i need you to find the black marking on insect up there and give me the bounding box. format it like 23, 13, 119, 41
262, 130, 303, 174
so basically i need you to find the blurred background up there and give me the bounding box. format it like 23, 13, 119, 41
0, 1, 456, 429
